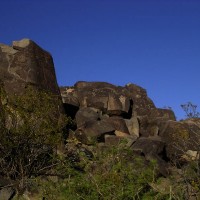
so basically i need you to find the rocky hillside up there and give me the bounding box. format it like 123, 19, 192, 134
0, 39, 199, 199
60, 81, 199, 174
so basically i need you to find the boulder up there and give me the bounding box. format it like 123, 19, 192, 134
131, 136, 165, 156
125, 113, 140, 137
106, 117, 130, 134
138, 108, 176, 137
0, 39, 64, 130
105, 135, 135, 147
149, 108, 176, 121
131, 136, 169, 176
107, 93, 130, 116
60, 86, 79, 118
125, 83, 155, 116
0, 39, 60, 95
159, 119, 200, 162
75, 107, 102, 127
75, 119, 115, 144
74, 116, 132, 145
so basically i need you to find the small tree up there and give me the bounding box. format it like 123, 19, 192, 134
181, 102, 200, 118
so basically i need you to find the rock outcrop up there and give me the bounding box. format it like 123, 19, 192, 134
0, 38, 60, 95
60, 81, 200, 172
0, 39, 200, 189
0, 38, 64, 124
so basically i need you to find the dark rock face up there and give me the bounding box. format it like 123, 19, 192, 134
0, 39, 60, 95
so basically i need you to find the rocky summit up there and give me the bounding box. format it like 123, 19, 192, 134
0, 39, 200, 199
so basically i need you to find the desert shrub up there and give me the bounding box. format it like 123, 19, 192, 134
29, 140, 175, 200
0, 85, 68, 193
181, 102, 200, 119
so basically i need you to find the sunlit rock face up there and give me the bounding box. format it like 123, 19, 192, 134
0, 38, 60, 95
60, 81, 169, 144
0, 39, 64, 130
60, 81, 199, 167
60, 81, 156, 118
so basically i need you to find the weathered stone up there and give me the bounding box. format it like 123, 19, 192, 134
114, 130, 130, 137
159, 119, 200, 162
74, 115, 132, 144
106, 117, 130, 134
125, 83, 155, 116
125, 113, 139, 137
0, 39, 60, 95
75, 119, 115, 144
138, 108, 176, 137
131, 136, 165, 156
131, 136, 169, 176
75, 107, 102, 127
149, 108, 176, 121
107, 93, 130, 116
137, 115, 150, 137
60, 81, 156, 118
0, 39, 64, 132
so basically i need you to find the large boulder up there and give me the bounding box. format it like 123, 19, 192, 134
0, 39, 60, 95
159, 119, 200, 162
75, 107, 102, 127
138, 108, 176, 137
0, 39, 64, 130
125, 83, 156, 116
131, 136, 169, 176
125, 112, 140, 137
75, 119, 116, 144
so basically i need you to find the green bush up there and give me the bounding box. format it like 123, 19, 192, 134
29, 141, 170, 200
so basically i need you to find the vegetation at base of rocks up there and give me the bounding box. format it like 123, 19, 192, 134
14, 139, 199, 200
0, 85, 69, 193
0, 83, 200, 199
13, 140, 172, 200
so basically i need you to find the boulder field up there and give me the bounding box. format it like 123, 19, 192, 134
0, 39, 199, 178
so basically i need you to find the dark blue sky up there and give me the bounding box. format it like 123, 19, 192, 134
1, 0, 200, 119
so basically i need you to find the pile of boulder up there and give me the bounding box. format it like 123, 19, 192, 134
60, 81, 200, 175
